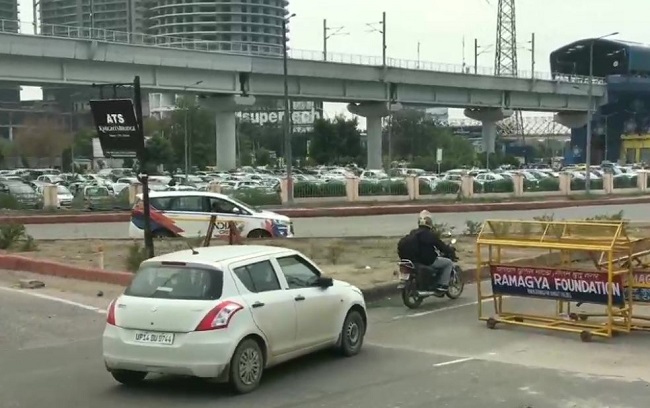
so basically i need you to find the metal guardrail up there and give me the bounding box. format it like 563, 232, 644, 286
0, 19, 606, 85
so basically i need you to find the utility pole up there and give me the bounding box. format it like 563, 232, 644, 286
417, 41, 421, 69
382, 11, 387, 68
474, 38, 478, 74
323, 19, 347, 61
530, 32, 536, 78
494, 0, 525, 161
366, 12, 387, 68
283, 14, 296, 204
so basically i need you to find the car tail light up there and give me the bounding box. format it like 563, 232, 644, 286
106, 300, 117, 326
195, 301, 243, 331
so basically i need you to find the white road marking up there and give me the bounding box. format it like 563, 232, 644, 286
432, 357, 474, 367
392, 296, 510, 320
0, 286, 107, 314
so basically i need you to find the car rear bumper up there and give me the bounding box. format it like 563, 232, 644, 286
102, 325, 234, 378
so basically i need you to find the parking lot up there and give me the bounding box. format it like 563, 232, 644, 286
2, 278, 649, 408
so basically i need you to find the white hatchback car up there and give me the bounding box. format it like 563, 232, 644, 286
102, 245, 367, 394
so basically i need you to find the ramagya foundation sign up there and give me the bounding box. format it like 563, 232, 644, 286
89, 99, 143, 158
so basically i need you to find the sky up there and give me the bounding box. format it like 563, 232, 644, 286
17, 0, 650, 121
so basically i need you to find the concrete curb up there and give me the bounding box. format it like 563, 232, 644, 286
2, 195, 650, 225
0, 254, 133, 286
0, 249, 582, 304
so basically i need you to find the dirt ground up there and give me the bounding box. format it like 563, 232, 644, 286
5, 236, 551, 291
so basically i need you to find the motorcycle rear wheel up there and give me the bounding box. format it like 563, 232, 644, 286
401, 284, 423, 309
446, 267, 465, 300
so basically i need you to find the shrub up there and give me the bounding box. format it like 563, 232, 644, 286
533, 213, 555, 222
419, 179, 433, 195
359, 180, 408, 196
536, 178, 561, 192
474, 179, 514, 194
293, 182, 346, 198
125, 242, 149, 272
613, 176, 637, 189
0, 193, 19, 210
464, 220, 482, 236
230, 189, 282, 206
433, 181, 460, 194
0, 223, 26, 249
570, 178, 603, 191
20, 235, 38, 251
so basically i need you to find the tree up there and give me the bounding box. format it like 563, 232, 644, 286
0, 138, 14, 167
386, 110, 475, 170
145, 134, 175, 169
308, 116, 362, 164
14, 117, 73, 167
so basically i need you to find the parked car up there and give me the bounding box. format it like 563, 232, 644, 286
128, 191, 293, 239
102, 245, 367, 393
0, 181, 42, 209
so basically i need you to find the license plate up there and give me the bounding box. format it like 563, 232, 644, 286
134, 331, 175, 345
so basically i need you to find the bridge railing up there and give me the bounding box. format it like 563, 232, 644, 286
0, 19, 605, 85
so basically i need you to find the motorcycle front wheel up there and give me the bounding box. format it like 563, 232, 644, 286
401, 282, 423, 309
446, 266, 465, 300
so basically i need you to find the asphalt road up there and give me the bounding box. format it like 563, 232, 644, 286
25, 203, 646, 240
2, 279, 649, 408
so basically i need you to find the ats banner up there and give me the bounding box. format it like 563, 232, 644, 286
630, 271, 650, 303
490, 265, 625, 306
89, 99, 142, 158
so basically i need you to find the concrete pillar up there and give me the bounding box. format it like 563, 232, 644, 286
464, 108, 512, 154
128, 182, 143, 205
347, 102, 402, 170
42, 185, 58, 209
216, 111, 237, 171
481, 121, 498, 154
366, 116, 382, 169
200, 95, 256, 172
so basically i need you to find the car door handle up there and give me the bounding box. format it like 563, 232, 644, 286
294, 295, 305, 301
252, 302, 265, 308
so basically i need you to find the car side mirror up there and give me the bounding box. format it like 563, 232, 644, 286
315, 276, 333, 288
232, 207, 241, 214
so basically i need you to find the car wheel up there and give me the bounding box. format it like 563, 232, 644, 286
152, 229, 174, 238
110, 370, 147, 386
340, 310, 365, 357
247, 229, 271, 239
229, 338, 264, 394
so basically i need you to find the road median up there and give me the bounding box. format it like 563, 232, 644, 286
2, 195, 650, 225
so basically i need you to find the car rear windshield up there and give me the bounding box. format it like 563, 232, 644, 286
125, 265, 223, 300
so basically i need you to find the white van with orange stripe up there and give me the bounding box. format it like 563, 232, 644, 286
129, 191, 293, 239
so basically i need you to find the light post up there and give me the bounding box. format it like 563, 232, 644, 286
181, 80, 203, 180
283, 13, 296, 204
585, 32, 618, 194
322, 19, 348, 61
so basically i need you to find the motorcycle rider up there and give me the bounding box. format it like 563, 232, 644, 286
404, 210, 455, 293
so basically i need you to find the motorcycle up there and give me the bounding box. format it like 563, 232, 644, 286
396, 236, 465, 309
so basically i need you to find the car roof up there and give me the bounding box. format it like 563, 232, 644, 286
137, 190, 232, 200
143, 245, 296, 267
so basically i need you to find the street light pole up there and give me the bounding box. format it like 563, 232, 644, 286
283, 13, 296, 204
585, 32, 618, 194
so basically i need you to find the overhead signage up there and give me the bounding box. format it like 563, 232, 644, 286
89, 99, 142, 158
490, 265, 625, 306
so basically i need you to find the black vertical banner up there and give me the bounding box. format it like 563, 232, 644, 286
89, 99, 143, 158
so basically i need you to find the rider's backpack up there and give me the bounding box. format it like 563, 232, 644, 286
397, 229, 421, 261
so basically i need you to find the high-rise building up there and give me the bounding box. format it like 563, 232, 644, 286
40, 0, 146, 34
0, 0, 18, 29
0, 0, 19, 104
147, 0, 289, 53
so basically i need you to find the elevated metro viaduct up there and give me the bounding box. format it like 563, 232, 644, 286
551, 37, 650, 165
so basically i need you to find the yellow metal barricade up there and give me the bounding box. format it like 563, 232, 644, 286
476, 219, 633, 342
574, 235, 650, 331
